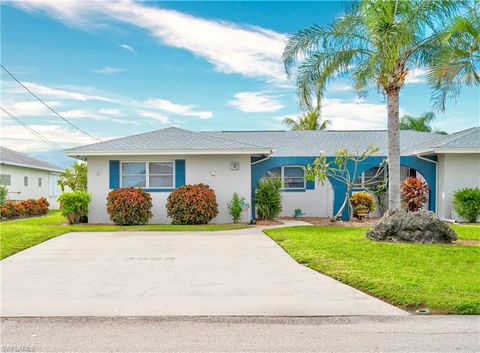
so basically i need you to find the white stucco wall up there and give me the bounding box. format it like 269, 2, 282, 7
0, 164, 61, 209
86, 154, 252, 224
278, 177, 334, 218
437, 153, 480, 221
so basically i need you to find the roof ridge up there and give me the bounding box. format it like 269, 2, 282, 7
199, 131, 270, 149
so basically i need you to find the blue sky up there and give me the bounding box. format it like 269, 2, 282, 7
1, 1, 479, 165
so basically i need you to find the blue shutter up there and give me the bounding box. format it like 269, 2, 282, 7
109, 160, 120, 189
306, 179, 315, 190
175, 160, 186, 187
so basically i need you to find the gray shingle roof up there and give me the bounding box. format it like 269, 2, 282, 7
403, 127, 480, 154
66, 127, 271, 154
0, 146, 63, 172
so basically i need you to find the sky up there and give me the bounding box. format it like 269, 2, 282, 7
1, 1, 479, 166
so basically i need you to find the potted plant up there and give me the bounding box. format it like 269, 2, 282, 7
350, 192, 375, 220
354, 204, 369, 220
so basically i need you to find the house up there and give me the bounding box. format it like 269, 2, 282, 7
0, 146, 64, 209
65, 127, 480, 223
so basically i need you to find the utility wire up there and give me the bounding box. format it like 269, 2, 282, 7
1, 64, 101, 141
1, 106, 64, 151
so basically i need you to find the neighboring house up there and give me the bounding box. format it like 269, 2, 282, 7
0, 146, 63, 209
65, 127, 479, 223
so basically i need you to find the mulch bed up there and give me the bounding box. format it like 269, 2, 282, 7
283, 216, 380, 227
255, 219, 284, 226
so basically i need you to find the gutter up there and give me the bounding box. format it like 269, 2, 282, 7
416, 153, 439, 214
250, 153, 272, 165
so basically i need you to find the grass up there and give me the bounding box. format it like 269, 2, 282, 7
0, 211, 250, 260
451, 224, 480, 240
264, 225, 480, 314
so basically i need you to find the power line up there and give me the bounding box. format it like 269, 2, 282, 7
1, 64, 101, 142
0, 106, 64, 151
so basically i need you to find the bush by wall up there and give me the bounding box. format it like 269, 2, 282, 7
255, 178, 282, 220
166, 184, 218, 225
350, 191, 375, 214
228, 193, 245, 223
401, 176, 429, 212
0, 198, 49, 220
58, 191, 92, 224
106, 188, 152, 226
453, 187, 480, 223
0, 185, 7, 206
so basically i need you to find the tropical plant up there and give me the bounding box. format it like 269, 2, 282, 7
401, 177, 429, 212
350, 192, 376, 216
58, 191, 91, 224
283, 109, 330, 130
58, 162, 87, 192
400, 112, 447, 134
306, 146, 385, 220
166, 184, 218, 225
428, 2, 480, 111
0, 184, 7, 206
368, 179, 389, 215
106, 188, 152, 226
255, 178, 282, 220
0, 198, 49, 220
453, 187, 480, 222
228, 193, 245, 223
283, 0, 462, 211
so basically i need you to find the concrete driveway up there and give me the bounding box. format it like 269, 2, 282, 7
1, 225, 405, 316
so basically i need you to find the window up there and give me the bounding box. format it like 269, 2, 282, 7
261, 165, 306, 190
356, 167, 386, 187
0, 174, 11, 186
24, 176, 28, 187
121, 161, 174, 188
38, 177, 42, 187
49, 174, 60, 197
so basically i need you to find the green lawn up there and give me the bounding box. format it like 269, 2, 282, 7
0, 211, 250, 260
451, 224, 480, 240
264, 225, 480, 314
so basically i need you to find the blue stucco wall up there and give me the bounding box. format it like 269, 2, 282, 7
251, 155, 436, 221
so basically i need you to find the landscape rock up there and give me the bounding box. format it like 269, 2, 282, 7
366, 209, 458, 244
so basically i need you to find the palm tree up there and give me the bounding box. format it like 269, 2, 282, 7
283, 110, 330, 130
283, 0, 461, 210
428, 2, 480, 111
400, 112, 447, 134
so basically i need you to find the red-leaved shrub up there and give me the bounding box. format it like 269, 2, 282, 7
106, 188, 153, 225
166, 184, 218, 224
401, 177, 429, 212
0, 197, 49, 220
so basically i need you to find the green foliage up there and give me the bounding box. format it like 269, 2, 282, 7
0, 184, 7, 206
166, 184, 219, 225
106, 188, 153, 226
58, 191, 91, 224
400, 112, 447, 134
453, 187, 480, 222
228, 193, 245, 223
58, 162, 88, 192
283, 109, 330, 130
0, 198, 49, 220
401, 177, 430, 212
255, 178, 282, 220
350, 192, 375, 213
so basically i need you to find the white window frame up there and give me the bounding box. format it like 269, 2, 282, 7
0, 174, 11, 186
357, 167, 387, 187
262, 165, 306, 190
49, 174, 60, 197
120, 161, 175, 189
24, 176, 28, 187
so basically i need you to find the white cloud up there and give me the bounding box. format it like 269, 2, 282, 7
58, 109, 139, 125
137, 110, 170, 124
13, 1, 288, 82
2, 101, 62, 117
92, 66, 126, 74
119, 43, 135, 53
98, 108, 121, 116
328, 82, 354, 92
144, 98, 212, 119
405, 68, 426, 84
228, 92, 284, 113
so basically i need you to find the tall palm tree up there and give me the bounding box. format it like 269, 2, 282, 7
283, 110, 330, 130
283, 0, 460, 210
428, 2, 480, 111
400, 112, 447, 134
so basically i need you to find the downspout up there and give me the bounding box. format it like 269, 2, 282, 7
416, 153, 438, 215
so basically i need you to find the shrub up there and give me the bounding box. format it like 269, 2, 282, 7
228, 193, 245, 223
106, 188, 152, 225
401, 176, 429, 212
453, 187, 480, 222
166, 184, 218, 224
0, 197, 49, 220
350, 192, 375, 214
255, 178, 282, 220
58, 191, 92, 224
0, 184, 7, 206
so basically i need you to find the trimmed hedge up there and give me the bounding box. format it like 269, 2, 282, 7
58, 191, 92, 224
166, 184, 218, 224
0, 198, 49, 220
107, 188, 153, 225
453, 187, 480, 223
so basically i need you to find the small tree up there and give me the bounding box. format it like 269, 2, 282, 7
255, 178, 282, 220
58, 162, 87, 192
306, 146, 386, 220
453, 187, 480, 222
401, 177, 429, 212
0, 184, 7, 206
228, 193, 245, 223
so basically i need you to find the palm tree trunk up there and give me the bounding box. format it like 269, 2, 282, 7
387, 90, 401, 210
